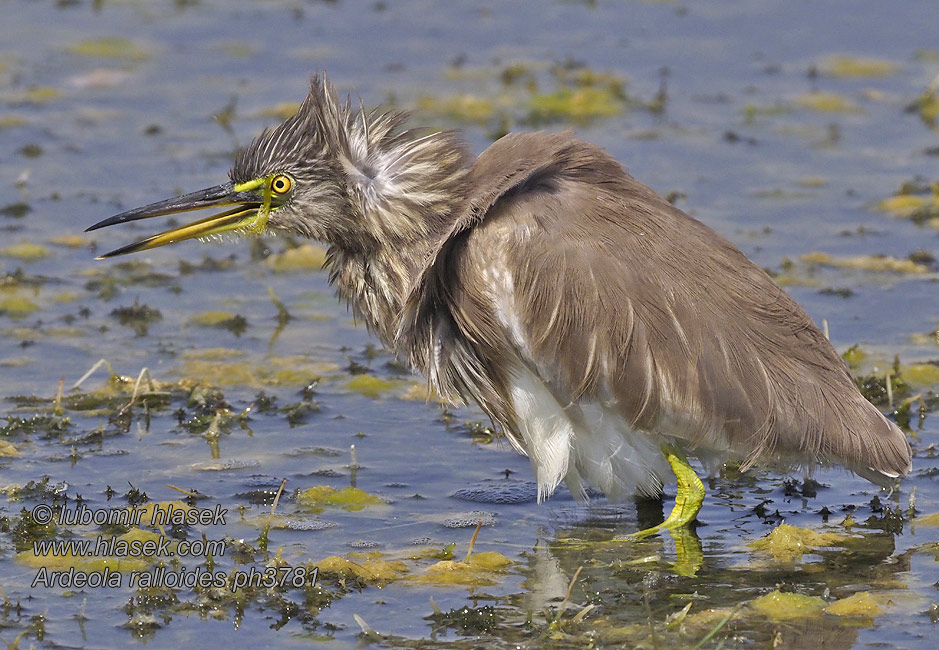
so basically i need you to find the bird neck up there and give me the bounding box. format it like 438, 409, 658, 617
326, 123, 471, 345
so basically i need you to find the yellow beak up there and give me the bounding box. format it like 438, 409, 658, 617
86, 181, 267, 259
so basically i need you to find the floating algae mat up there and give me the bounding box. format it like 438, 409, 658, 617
748, 523, 849, 561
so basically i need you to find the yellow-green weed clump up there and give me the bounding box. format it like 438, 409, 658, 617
0, 243, 50, 261
825, 591, 884, 618
794, 92, 860, 113
297, 486, 385, 512
410, 551, 513, 586
748, 523, 847, 561
748, 590, 826, 620
801, 251, 928, 274
818, 55, 899, 78
66, 37, 150, 61
345, 374, 402, 398
264, 244, 328, 272
314, 552, 408, 583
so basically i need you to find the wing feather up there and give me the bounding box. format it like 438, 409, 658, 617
400, 131, 911, 485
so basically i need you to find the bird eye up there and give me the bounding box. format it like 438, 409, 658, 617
271, 174, 292, 194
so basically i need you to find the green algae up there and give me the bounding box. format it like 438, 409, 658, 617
297, 486, 385, 512
188, 311, 248, 336
253, 102, 302, 120
416, 94, 498, 125
825, 591, 885, 619
0, 243, 50, 261
0, 115, 29, 129
748, 523, 848, 561
344, 374, 401, 398
48, 234, 87, 248
314, 552, 408, 583
0, 294, 40, 317
794, 92, 861, 113
6, 87, 61, 104
818, 55, 899, 78
904, 362, 939, 386
842, 344, 867, 368
748, 590, 826, 620
527, 86, 624, 124
178, 353, 337, 389
801, 251, 928, 274
66, 37, 151, 61
410, 551, 513, 587
264, 243, 328, 272
874, 185, 939, 226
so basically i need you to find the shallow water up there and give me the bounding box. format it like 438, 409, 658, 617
1, 1, 937, 648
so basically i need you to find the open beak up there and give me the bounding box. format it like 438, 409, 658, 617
86, 181, 267, 259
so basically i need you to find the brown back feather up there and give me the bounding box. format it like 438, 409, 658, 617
401, 131, 911, 484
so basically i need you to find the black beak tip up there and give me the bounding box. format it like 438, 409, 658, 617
85, 215, 125, 232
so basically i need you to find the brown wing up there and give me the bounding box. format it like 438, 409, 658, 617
402, 131, 911, 484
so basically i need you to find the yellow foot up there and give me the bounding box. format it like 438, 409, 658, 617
626, 446, 706, 576
629, 445, 705, 540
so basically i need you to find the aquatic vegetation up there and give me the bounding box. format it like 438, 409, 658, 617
0, 293, 40, 317
66, 37, 151, 61
264, 243, 328, 272
527, 86, 624, 124
825, 591, 885, 618
748, 523, 848, 561
344, 374, 402, 398
314, 552, 408, 583
801, 251, 929, 274
0, 242, 50, 261
0, 3, 936, 648
253, 102, 302, 121
187, 310, 248, 336
0, 440, 20, 457
842, 344, 867, 368
0, 115, 29, 128
0, 202, 30, 218
410, 550, 513, 586
794, 92, 861, 113
296, 486, 385, 512
131, 501, 192, 523
853, 357, 911, 408
4, 87, 61, 104
416, 94, 498, 125
110, 300, 163, 336
178, 353, 335, 389
16, 548, 150, 573
412, 62, 633, 132
874, 181, 939, 226
910, 81, 939, 129
748, 590, 826, 620
904, 362, 939, 386
817, 55, 899, 78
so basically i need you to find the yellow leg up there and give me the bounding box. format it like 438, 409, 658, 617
629, 445, 705, 541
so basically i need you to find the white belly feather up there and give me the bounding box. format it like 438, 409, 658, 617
481, 252, 672, 502
508, 364, 671, 503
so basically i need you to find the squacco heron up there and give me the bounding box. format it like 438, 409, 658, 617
87, 76, 911, 547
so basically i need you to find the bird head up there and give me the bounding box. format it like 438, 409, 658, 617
87, 76, 396, 258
